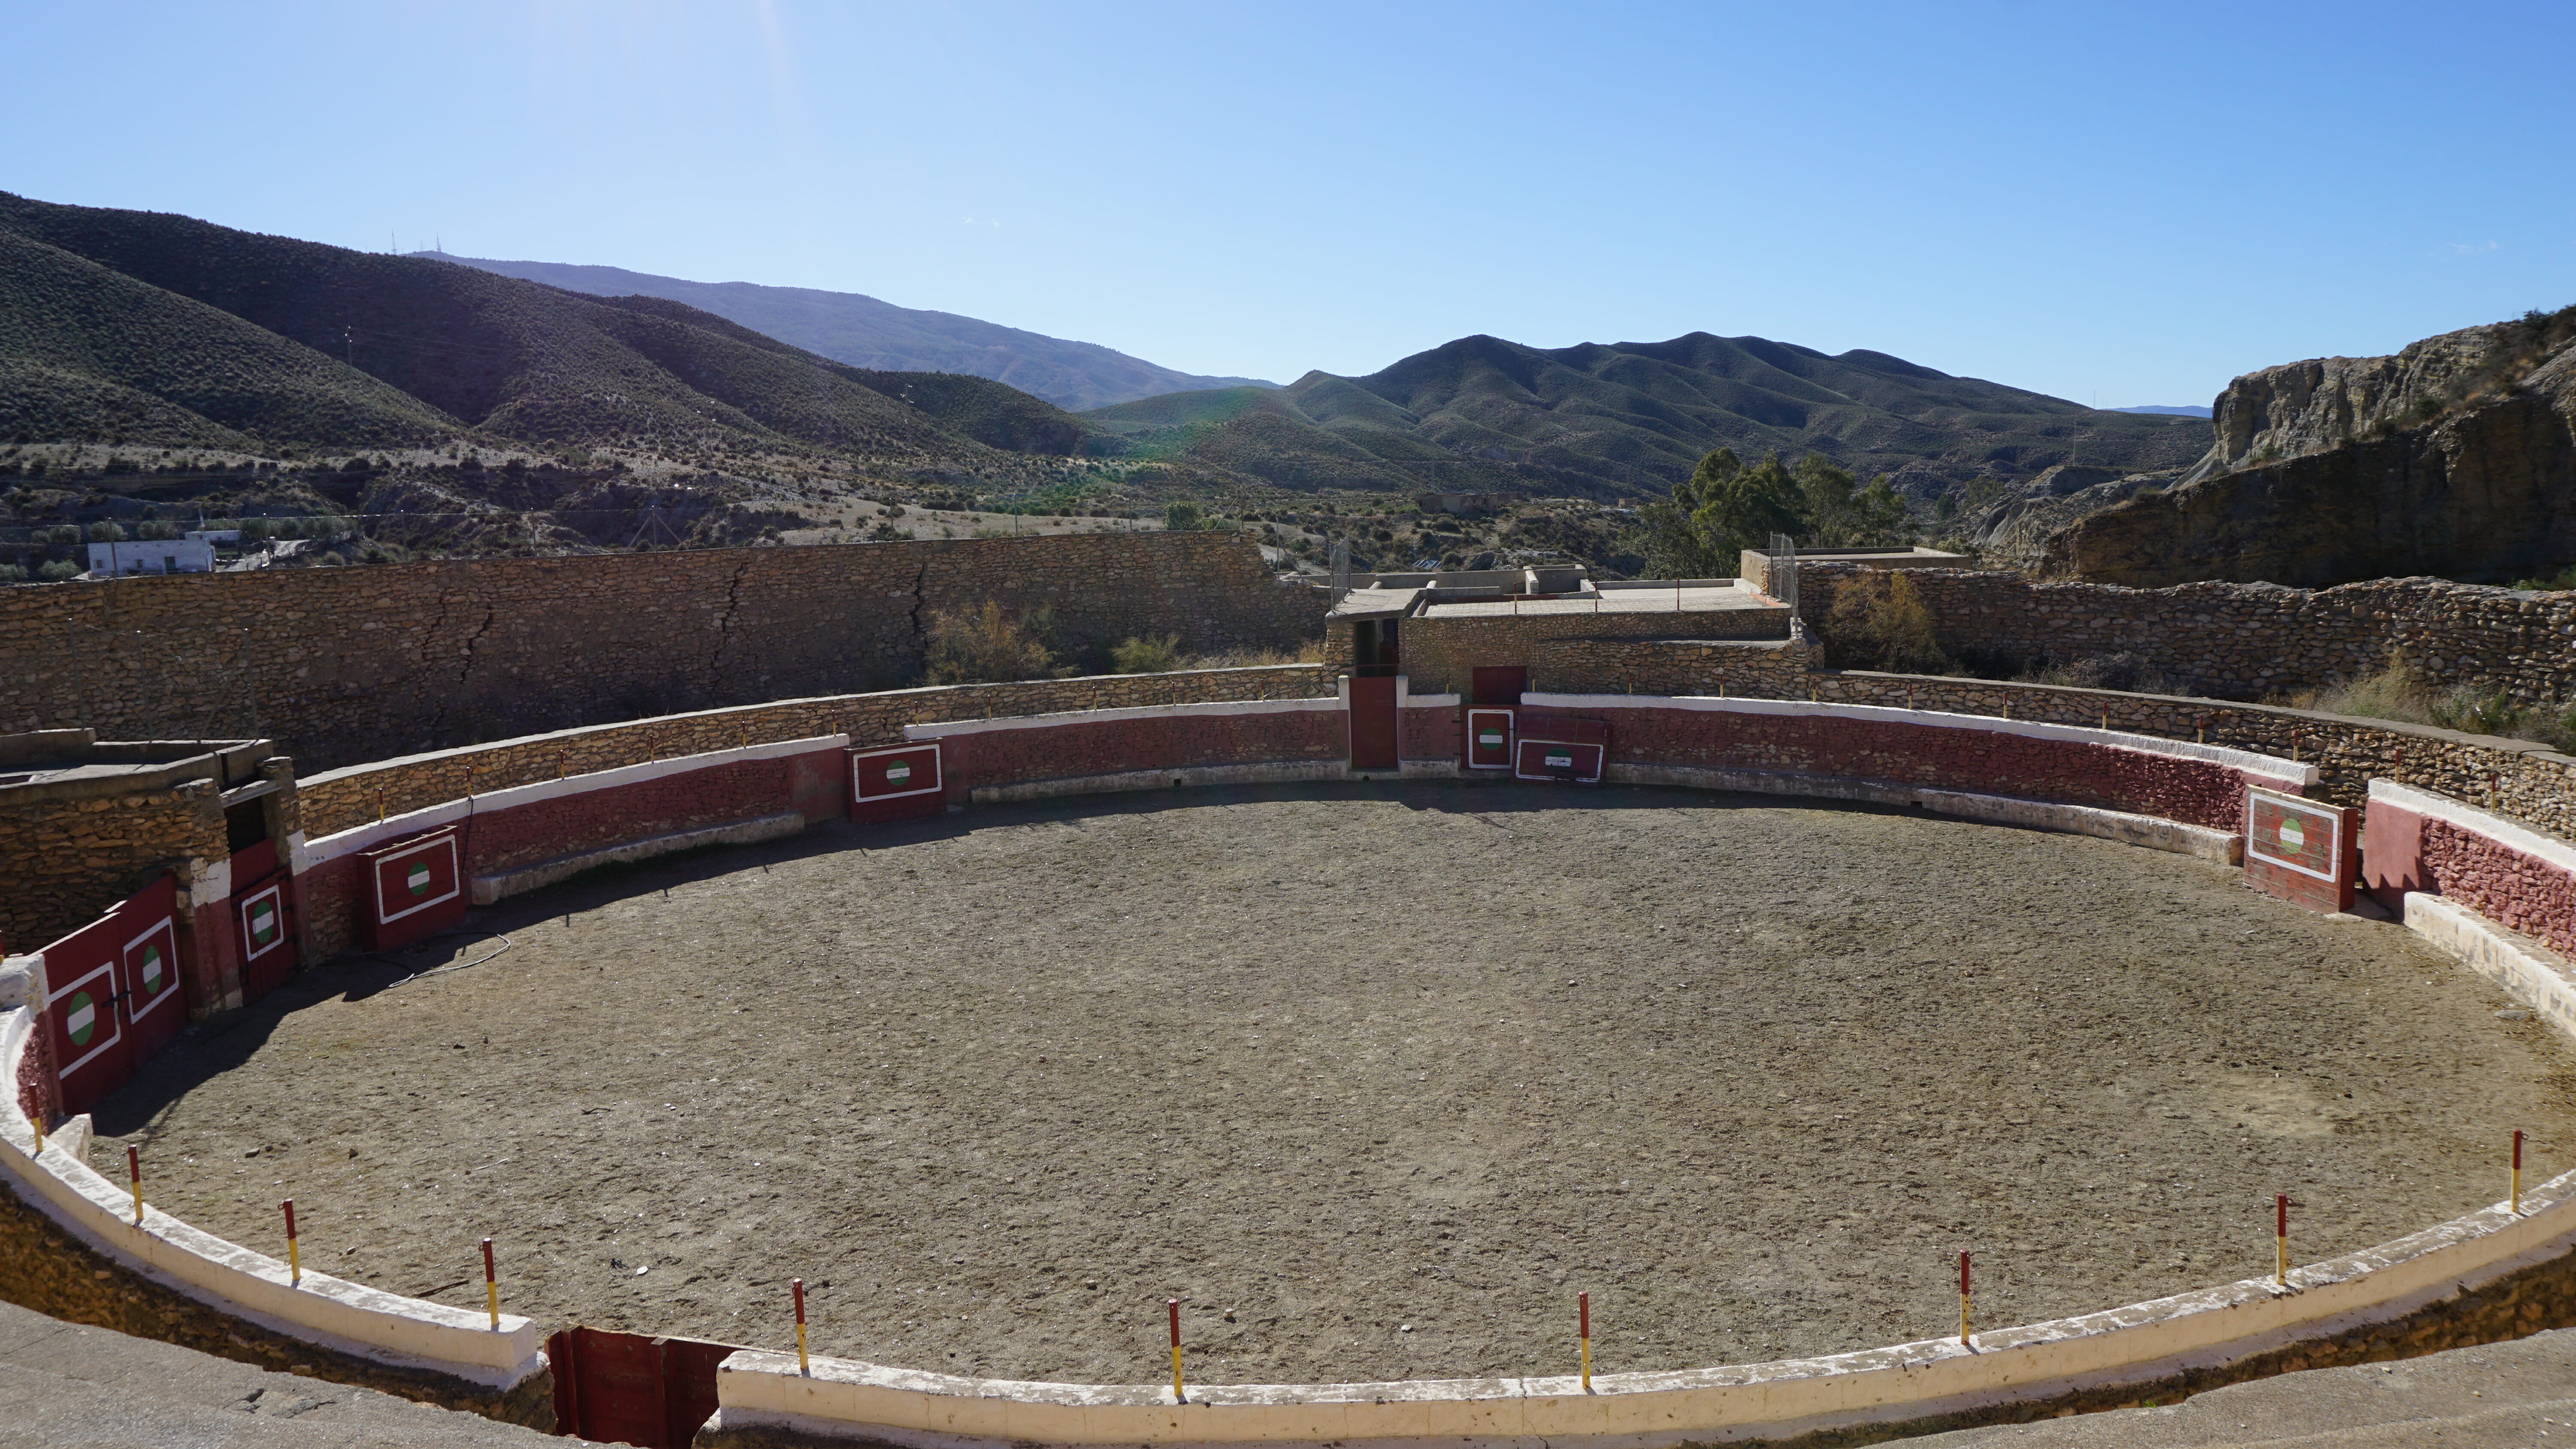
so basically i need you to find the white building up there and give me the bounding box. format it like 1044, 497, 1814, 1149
86, 536, 219, 576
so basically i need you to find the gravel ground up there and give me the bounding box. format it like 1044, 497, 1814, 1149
88, 783, 2576, 1388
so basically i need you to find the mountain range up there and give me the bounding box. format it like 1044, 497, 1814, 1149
1084, 333, 2211, 498
0, 191, 1089, 472
0, 190, 2212, 511
419, 253, 1272, 412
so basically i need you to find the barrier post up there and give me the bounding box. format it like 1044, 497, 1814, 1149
2514, 1130, 2525, 1215
793, 1278, 810, 1376
376, 788, 386, 823
1959, 1250, 1971, 1346
1578, 1291, 1592, 1392
2275, 1194, 2289, 1286
283, 1200, 300, 1286
29, 1116, 42, 1155
482, 1237, 499, 1329
1169, 1298, 1185, 1403
127, 1145, 142, 1225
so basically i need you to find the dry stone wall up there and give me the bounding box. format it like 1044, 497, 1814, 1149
296, 665, 1330, 840
1779, 562, 2576, 705
1395, 605, 1790, 697
0, 532, 1327, 771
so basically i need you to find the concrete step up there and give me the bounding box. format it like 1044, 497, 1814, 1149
0, 1297, 584, 1449
1922, 1327, 2576, 1448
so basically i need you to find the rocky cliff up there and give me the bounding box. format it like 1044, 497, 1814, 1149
2041, 310, 2576, 587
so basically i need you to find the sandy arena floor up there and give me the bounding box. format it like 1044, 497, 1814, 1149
89, 783, 2576, 1387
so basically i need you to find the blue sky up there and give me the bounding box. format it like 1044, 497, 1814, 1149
5, 1, 2570, 407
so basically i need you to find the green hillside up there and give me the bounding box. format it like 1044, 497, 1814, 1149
0, 226, 459, 449
1088, 332, 2211, 498
0, 192, 1091, 467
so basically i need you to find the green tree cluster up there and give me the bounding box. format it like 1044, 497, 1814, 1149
1637, 449, 1914, 578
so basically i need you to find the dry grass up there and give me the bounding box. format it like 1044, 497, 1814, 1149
2290, 658, 2576, 752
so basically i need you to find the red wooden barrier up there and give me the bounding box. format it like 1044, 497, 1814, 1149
39, 875, 184, 1116
547, 1326, 739, 1447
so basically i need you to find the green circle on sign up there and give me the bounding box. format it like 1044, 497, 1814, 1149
65, 991, 96, 1048
887, 764, 912, 784
1479, 732, 1503, 746
407, 862, 432, 896
140, 943, 163, 994
2279, 817, 2306, 851
250, 903, 276, 945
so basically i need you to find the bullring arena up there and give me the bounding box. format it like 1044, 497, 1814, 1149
7, 531, 2576, 1449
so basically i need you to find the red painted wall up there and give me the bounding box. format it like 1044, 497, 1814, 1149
302, 747, 843, 959
1525, 704, 2272, 831
1399, 704, 1455, 762
2418, 820, 2576, 957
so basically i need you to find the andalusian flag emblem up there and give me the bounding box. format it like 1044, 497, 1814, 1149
408, 863, 432, 896
65, 991, 97, 1048
139, 943, 164, 994
249, 901, 277, 946
2278, 816, 2306, 851
1545, 753, 1574, 769
887, 763, 911, 785
1478, 731, 1503, 747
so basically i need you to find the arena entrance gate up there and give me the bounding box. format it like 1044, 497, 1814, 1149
1513, 716, 1609, 785
39, 875, 186, 1117
228, 836, 298, 1003
850, 741, 943, 824
361, 827, 467, 950
546, 1326, 740, 1448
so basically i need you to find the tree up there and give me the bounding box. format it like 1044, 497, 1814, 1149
1637, 449, 1802, 577
1638, 449, 1918, 576
1163, 500, 1204, 532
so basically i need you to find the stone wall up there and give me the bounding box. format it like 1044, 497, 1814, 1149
1528, 631, 1813, 698
0, 776, 225, 964
295, 664, 1329, 841
1393, 605, 1791, 697
1789, 670, 2576, 842
0, 532, 1328, 771
1776, 562, 2576, 706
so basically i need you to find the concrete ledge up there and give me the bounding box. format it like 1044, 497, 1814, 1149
1604, 764, 2245, 864
0, 1006, 546, 1392
468, 812, 809, 906
2405, 893, 2576, 1038
970, 761, 1348, 804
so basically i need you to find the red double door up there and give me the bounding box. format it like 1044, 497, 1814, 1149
229, 837, 300, 1003
547, 1327, 739, 1448
42, 876, 187, 1116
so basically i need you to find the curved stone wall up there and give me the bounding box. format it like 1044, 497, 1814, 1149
11, 663, 2576, 1443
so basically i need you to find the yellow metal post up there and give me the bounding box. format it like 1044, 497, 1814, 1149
1169, 1298, 1185, 1403
2275, 1194, 2289, 1287
482, 1238, 499, 1329
1579, 1291, 1592, 1392
2514, 1130, 2526, 1215
793, 1279, 810, 1376
29, 1117, 42, 1155
127, 1145, 142, 1225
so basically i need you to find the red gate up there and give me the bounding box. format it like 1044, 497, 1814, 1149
362, 828, 466, 950
229, 836, 299, 1003
547, 1327, 738, 1447
851, 742, 944, 824
41, 875, 184, 1116
1348, 676, 1399, 770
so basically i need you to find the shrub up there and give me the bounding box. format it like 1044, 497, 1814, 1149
0, 564, 24, 582
1110, 634, 1183, 673
2428, 687, 2529, 738
85, 520, 126, 542
923, 601, 1062, 684
134, 519, 180, 540
38, 560, 79, 581
1163, 501, 1204, 532
2024, 651, 2173, 694
1823, 570, 1946, 671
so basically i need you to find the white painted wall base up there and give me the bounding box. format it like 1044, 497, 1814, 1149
469, 812, 809, 906
1604, 764, 2243, 864
2404, 893, 2576, 1039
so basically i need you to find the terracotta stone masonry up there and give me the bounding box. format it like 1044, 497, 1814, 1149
1755, 559, 2576, 705
294, 664, 1331, 841
1396, 606, 1792, 697
0, 531, 1328, 770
